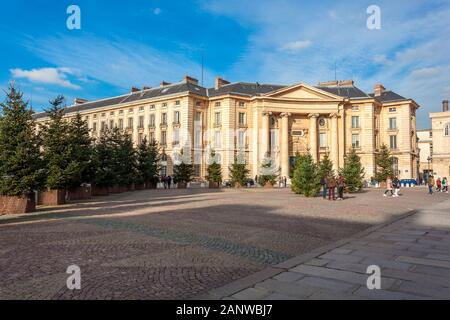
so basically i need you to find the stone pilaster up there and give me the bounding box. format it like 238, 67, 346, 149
280, 113, 291, 179
330, 113, 339, 172
308, 113, 319, 162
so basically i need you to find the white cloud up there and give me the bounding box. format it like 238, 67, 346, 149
10, 67, 80, 89
280, 40, 312, 53
153, 8, 162, 15
373, 54, 392, 65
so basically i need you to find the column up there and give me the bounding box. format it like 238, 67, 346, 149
308, 114, 319, 162
261, 111, 271, 159
330, 113, 339, 172
280, 113, 291, 179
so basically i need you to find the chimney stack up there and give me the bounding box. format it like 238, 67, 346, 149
443, 100, 449, 112
374, 83, 385, 97
215, 77, 231, 90
183, 75, 199, 85
160, 81, 171, 87
131, 87, 140, 93
74, 98, 88, 105
142, 86, 152, 90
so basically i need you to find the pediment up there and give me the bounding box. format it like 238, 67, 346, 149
265, 83, 343, 101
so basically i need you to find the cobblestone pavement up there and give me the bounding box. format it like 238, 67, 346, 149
0, 187, 447, 300
219, 197, 450, 300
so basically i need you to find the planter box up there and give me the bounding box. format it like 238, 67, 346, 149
92, 186, 110, 197
178, 182, 188, 189
145, 182, 157, 189
264, 182, 274, 189
209, 182, 220, 189
67, 186, 92, 201
0, 194, 36, 215
109, 185, 122, 194
38, 189, 66, 206
134, 183, 146, 191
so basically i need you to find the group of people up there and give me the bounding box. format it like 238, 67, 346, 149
426, 176, 449, 195
383, 176, 401, 197
160, 176, 173, 189
320, 174, 346, 201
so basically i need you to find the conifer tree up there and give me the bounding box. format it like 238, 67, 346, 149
291, 153, 320, 197
257, 154, 279, 186
110, 128, 136, 187
92, 129, 115, 188
173, 148, 194, 184
136, 137, 160, 186
340, 148, 365, 193
0, 84, 44, 196
229, 157, 249, 187
206, 150, 222, 184
318, 154, 334, 180
375, 144, 393, 182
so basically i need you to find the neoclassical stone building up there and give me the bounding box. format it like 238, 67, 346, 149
34, 76, 420, 181
430, 100, 450, 179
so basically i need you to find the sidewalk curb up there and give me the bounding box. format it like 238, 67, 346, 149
193, 208, 420, 300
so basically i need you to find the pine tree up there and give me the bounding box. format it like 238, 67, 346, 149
66, 113, 93, 188
136, 137, 160, 186
291, 153, 320, 197
0, 84, 44, 196
318, 154, 334, 180
257, 154, 279, 186
375, 144, 393, 182
229, 157, 249, 187
110, 128, 136, 187
340, 148, 365, 193
206, 150, 222, 183
92, 129, 115, 188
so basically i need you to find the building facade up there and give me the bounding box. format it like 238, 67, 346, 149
34, 76, 420, 182
430, 100, 450, 179
417, 129, 433, 181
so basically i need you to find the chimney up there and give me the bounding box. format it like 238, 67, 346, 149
160, 81, 171, 87
318, 80, 339, 87
338, 80, 354, 86
183, 75, 199, 85
131, 87, 140, 93
374, 83, 385, 97
142, 86, 152, 90
215, 77, 231, 90
443, 100, 449, 112
74, 98, 88, 105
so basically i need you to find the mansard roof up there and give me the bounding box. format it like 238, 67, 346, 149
369, 90, 408, 103
207, 82, 286, 97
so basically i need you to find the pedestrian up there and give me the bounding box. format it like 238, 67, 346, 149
327, 175, 337, 201
337, 174, 345, 200
443, 177, 449, 193
393, 176, 401, 197
167, 176, 172, 189
284, 176, 288, 188
320, 176, 328, 199
428, 175, 435, 195
436, 178, 442, 192
384, 176, 393, 197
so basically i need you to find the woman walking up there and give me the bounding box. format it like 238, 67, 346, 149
384, 176, 393, 197
327, 174, 337, 201
337, 175, 345, 201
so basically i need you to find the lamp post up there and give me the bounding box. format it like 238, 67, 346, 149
427, 156, 433, 181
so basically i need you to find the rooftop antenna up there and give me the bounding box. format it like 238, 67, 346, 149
200, 46, 205, 87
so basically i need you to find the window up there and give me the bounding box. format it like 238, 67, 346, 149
445, 124, 450, 137
118, 119, 124, 130
196, 101, 202, 107
195, 130, 202, 148
150, 105, 156, 110
390, 135, 398, 149
215, 101, 221, 107
127, 117, 133, 129
389, 117, 397, 130
214, 112, 221, 125
391, 157, 399, 176
195, 111, 202, 122
149, 132, 155, 142
149, 114, 156, 127
110, 112, 115, 116
93, 122, 97, 132
128, 108, 134, 114
239, 101, 246, 108
351, 116, 360, 129
270, 129, 278, 153
139, 116, 144, 129
175, 100, 181, 106
162, 103, 168, 108
214, 130, 221, 148
319, 118, 326, 128
139, 106, 144, 112
101, 113, 106, 118
319, 133, 327, 149
352, 134, 360, 148
352, 106, 359, 111
238, 130, 246, 149
161, 131, 167, 145
161, 113, 167, 125
239, 112, 247, 126
389, 107, 397, 113
173, 128, 180, 146
109, 120, 114, 129
138, 133, 144, 144
174, 111, 180, 124
119, 110, 124, 115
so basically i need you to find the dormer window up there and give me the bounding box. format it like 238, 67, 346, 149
389, 107, 397, 113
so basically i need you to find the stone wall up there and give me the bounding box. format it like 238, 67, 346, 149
0, 194, 36, 215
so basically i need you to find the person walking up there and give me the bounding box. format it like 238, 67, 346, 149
320, 176, 328, 200
167, 176, 172, 189
436, 178, 442, 192
443, 177, 449, 193
428, 175, 435, 195
284, 176, 288, 188
327, 175, 337, 201
384, 176, 393, 197
393, 176, 401, 197
337, 174, 345, 200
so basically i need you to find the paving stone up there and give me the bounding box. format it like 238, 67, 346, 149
263, 292, 299, 300
319, 253, 364, 264
297, 276, 357, 293
232, 287, 271, 300
255, 279, 318, 298
352, 287, 427, 300
396, 256, 450, 269
304, 258, 330, 267
290, 265, 368, 285
273, 272, 305, 283
330, 248, 354, 255
397, 281, 450, 299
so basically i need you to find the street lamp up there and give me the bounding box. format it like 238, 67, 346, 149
427, 156, 433, 180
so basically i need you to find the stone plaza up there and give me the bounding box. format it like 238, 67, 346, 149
0, 187, 449, 300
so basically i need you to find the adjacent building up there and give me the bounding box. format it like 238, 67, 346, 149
430, 100, 450, 179
417, 129, 433, 181
34, 76, 421, 182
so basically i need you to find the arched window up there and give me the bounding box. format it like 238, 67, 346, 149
445, 123, 450, 137
161, 154, 168, 162
391, 157, 399, 177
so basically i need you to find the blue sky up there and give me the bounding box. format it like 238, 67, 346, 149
1, 0, 449, 129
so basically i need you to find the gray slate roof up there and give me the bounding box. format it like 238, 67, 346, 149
369, 91, 407, 103
315, 86, 371, 99
207, 82, 286, 97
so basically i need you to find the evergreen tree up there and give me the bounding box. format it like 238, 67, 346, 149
66, 113, 93, 188
136, 137, 160, 186
318, 154, 334, 180
229, 157, 249, 187
206, 150, 222, 183
291, 153, 320, 197
173, 149, 194, 184
375, 144, 393, 182
257, 154, 279, 186
92, 129, 115, 188
0, 84, 44, 196
340, 148, 365, 193
110, 128, 136, 186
